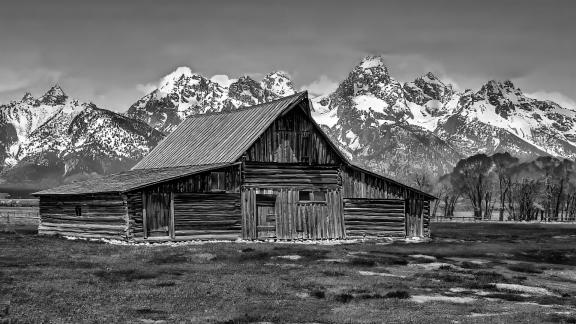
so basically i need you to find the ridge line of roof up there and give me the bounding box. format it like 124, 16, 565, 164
183, 91, 306, 119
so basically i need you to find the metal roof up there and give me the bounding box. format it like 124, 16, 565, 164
132, 91, 308, 169
33, 163, 233, 195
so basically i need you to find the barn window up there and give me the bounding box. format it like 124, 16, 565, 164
210, 171, 225, 191
75, 206, 82, 216
298, 191, 326, 202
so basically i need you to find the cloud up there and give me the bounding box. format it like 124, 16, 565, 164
0, 67, 62, 93
210, 74, 235, 88
136, 83, 157, 94
525, 91, 576, 109
301, 75, 338, 97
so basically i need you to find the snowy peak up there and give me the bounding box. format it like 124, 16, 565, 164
157, 66, 202, 94
21, 92, 35, 103
126, 67, 298, 133
261, 71, 296, 98
404, 72, 456, 106
40, 85, 67, 105
352, 55, 392, 87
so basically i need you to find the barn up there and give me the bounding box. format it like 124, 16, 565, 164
34, 91, 435, 242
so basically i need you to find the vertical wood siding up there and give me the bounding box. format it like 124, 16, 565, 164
38, 194, 128, 240
241, 187, 344, 240
244, 107, 341, 164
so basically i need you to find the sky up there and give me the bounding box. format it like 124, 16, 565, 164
0, 0, 575, 112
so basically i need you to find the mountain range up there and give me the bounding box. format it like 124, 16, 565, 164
1, 55, 575, 192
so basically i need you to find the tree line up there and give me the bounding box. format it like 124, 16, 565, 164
415, 153, 576, 222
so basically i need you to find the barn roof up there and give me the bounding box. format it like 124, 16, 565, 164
33, 163, 233, 195
132, 91, 318, 169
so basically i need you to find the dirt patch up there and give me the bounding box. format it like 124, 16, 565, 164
358, 270, 406, 278
410, 294, 476, 304
274, 255, 302, 261
493, 283, 558, 296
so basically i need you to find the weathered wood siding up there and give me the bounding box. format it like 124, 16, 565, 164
244, 106, 341, 164
341, 166, 407, 199
241, 188, 344, 240
241, 163, 344, 239
127, 165, 242, 241
38, 194, 128, 240
243, 163, 340, 189
341, 166, 433, 238
344, 198, 406, 238
173, 193, 241, 240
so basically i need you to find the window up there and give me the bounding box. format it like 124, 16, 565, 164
75, 206, 82, 216
210, 172, 225, 191
298, 190, 327, 202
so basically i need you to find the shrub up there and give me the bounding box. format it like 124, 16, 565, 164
384, 290, 411, 299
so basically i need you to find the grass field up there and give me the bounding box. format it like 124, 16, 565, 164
2, 223, 576, 323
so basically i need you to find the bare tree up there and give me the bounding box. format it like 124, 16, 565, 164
451, 154, 494, 220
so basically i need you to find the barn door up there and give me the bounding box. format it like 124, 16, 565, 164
256, 194, 276, 238
406, 198, 423, 238
143, 193, 173, 238
297, 203, 329, 239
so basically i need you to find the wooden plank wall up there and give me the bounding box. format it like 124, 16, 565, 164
344, 198, 406, 238
242, 188, 344, 240
243, 163, 340, 189
141, 165, 241, 193
341, 166, 406, 199
127, 166, 241, 240
38, 194, 128, 240
173, 193, 241, 240
244, 107, 341, 164
341, 166, 434, 238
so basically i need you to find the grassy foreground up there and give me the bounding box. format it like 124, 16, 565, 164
2, 223, 576, 323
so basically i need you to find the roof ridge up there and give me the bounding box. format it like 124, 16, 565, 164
185, 91, 306, 119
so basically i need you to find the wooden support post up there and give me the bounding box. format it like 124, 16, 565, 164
142, 193, 147, 239
170, 192, 175, 239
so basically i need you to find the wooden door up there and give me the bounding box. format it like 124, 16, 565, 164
256, 194, 276, 238
297, 203, 329, 239
144, 193, 172, 238
406, 199, 423, 238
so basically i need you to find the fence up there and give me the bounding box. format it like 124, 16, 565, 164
431, 211, 576, 223
0, 207, 40, 231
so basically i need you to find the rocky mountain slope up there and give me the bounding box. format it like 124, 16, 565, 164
2, 56, 575, 191
0, 86, 163, 188
126, 67, 295, 133
312, 56, 576, 180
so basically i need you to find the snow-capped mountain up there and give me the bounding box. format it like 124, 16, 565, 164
312, 55, 576, 179
126, 67, 296, 133
0, 86, 163, 187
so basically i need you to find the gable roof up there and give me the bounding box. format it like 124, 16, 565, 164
34, 163, 233, 195
133, 91, 313, 169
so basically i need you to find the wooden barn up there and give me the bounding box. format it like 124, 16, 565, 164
34, 92, 435, 242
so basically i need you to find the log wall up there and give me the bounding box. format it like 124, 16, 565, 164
244, 106, 341, 164
173, 193, 241, 240
38, 194, 128, 240
243, 163, 340, 189
341, 166, 433, 238
344, 199, 405, 238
